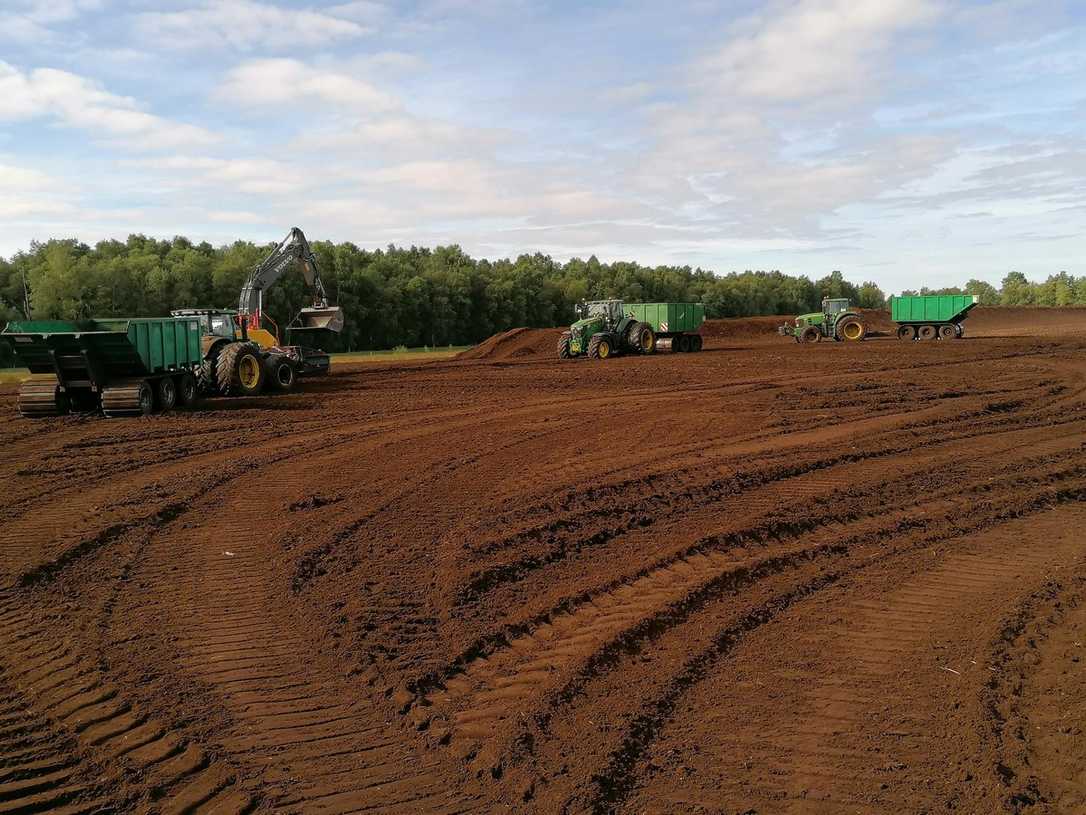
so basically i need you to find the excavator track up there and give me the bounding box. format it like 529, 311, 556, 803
101, 380, 152, 418
17, 381, 69, 418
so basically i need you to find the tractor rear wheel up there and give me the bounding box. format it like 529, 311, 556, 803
918, 324, 938, 341
216, 342, 264, 396
799, 326, 822, 344
897, 325, 916, 340
938, 324, 956, 340
588, 334, 612, 359
627, 321, 656, 354
557, 332, 572, 359
838, 317, 866, 342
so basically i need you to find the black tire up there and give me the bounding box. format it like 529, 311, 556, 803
799, 326, 822, 344
691, 334, 703, 352
157, 377, 177, 412
216, 342, 264, 396
955, 323, 964, 339
587, 334, 612, 360
196, 358, 217, 395
177, 372, 199, 407
938, 324, 956, 340
626, 321, 656, 354
136, 380, 154, 415
837, 316, 866, 342
557, 332, 572, 359
918, 324, 938, 341
678, 334, 692, 352
265, 356, 296, 392
897, 325, 916, 341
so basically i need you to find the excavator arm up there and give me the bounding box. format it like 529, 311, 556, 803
238, 227, 345, 336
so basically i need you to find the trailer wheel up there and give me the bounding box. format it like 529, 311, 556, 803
557, 332, 572, 359
136, 381, 154, 415
918, 325, 938, 341
157, 377, 177, 412
955, 323, 964, 339
799, 326, 822, 344
897, 325, 916, 341
177, 373, 199, 407
938, 324, 956, 340
266, 356, 297, 392
17, 380, 70, 418
691, 334, 703, 352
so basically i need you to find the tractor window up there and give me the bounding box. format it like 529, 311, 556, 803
209, 314, 234, 338
824, 299, 849, 315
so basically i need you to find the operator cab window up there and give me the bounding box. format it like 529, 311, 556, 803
210, 314, 234, 338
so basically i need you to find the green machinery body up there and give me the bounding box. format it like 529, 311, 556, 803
890, 294, 979, 340
2, 316, 204, 417
559, 300, 705, 359
779, 298, 868, 343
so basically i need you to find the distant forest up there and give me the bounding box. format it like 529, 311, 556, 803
0, 236, 1081, 359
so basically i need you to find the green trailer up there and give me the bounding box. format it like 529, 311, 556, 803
890, 294, 979, 340
625, 303, 706, 352
2, 317, 204, 417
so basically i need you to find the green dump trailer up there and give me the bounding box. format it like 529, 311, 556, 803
626, 303, 706, 352
2, 317, 203, 417
890, 294, 980, 340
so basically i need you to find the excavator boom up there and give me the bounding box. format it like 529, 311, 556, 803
239, 227, 344, 334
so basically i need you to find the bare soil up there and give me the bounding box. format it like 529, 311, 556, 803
1, 306, 1085, 814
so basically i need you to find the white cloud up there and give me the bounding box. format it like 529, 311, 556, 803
135, 0, 370, 51
216, 58, 397, 111
700, 0, 942, 102
0, 62, 218, 150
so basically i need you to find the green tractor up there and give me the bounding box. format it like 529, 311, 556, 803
779, 298, 868, 344
557, 299, 657, 359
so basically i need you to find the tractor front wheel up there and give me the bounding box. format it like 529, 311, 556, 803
557, 332, 572, 359
799, 326, 822, 344
588, 334, 612, 359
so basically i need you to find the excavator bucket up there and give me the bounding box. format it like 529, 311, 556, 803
298, 306, 345, 333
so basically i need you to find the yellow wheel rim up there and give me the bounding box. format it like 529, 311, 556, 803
643, 333, 655, 352
598, 341, 610, 358
239, 355, 260, 388
844, 322, 861, 340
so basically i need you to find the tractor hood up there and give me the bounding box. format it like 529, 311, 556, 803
571, 315, 605, 336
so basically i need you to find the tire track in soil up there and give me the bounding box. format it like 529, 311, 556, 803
0, 591, 246, 814
616, 506, 1086, 815
415, 410, 1085, 749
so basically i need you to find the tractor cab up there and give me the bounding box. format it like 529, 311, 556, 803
576, 299, 624, 327
171, 309, 241, 349
822, 298, 851, 318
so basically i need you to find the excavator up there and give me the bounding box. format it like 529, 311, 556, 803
172, 227, 346, 397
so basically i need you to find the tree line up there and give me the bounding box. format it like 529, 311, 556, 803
0, 235, 1079, 362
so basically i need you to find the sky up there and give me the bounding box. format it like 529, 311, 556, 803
0, 0, 1083, 292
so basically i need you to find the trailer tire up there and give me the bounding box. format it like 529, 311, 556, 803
177, 373, 199, 407
136, 381, 154, 415
937, 324, 956, 340
897, 325, 916, 341
265, 356, 296, 392
196, 359, 217, 395
157, 377, 177, 412
588, 334, 612, 359
691, 334, 703, 352
799, 326, 822, 344
918, 324, 938, 341
557, 332, 572, 359
955, 323, 964, 339
216, 342, 264, 396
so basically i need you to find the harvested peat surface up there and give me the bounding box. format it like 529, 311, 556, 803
1, 306, 1085, 814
